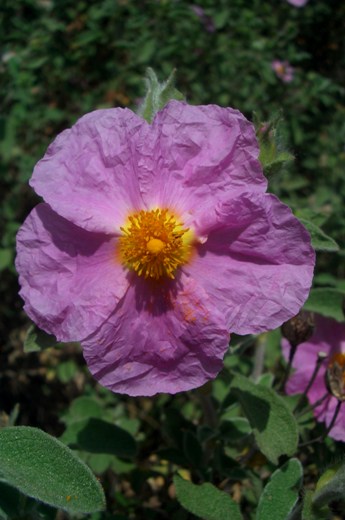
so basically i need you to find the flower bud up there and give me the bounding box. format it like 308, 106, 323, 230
281, 311, 315, 348
326, 353, 345, 401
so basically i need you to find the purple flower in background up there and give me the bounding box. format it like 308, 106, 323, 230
282, 315, 345, 441
16, 101, 314, 396
272, 60, 294, 83
190, 5, 215, 33
286, 0, 309, 7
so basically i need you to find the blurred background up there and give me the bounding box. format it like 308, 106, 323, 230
1, 1, 345, 518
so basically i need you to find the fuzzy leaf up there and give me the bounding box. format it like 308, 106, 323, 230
24, 324, 60, 353
174, 475, 243, 520
256, 458, 303, 520
299, 219, 339, 252
301, 490, 330, 520
0, 427, 105, 513
313, 462, 345, 509
60, 417, 137, 458
138, 68, 184, 123
303, 288, 345, 322
231, 374, 298, 464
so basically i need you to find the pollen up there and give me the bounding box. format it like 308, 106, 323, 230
119, 208, 193, 280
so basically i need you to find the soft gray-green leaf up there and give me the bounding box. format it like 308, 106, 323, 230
138, 67, 184, 123
61, 417, 137, 458
256, 458, 303, 520
303, 288, 345, 322
174, 475, 243, 520
0, 427, 105, 513
231, 374, 298, 464
301, 490, 330, 520
313, 462, 345, 509
24, 324, 60, 353
299, 219, 339, 252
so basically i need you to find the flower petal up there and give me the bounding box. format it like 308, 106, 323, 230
139, 101, 267, 227
82, 275, 229, 396
30, 109, 150, 234
184, 192, 315, 334
16, 204, 128, 341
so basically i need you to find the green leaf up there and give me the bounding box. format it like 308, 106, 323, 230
61, 396, 103, 424
256, 458, 303, 520
0, 427, 105, 513
254, 111, 294, 177
23, 324, 61, 353
56, 361, 78, 383
231, 374, 298, 464
303, 288, 345, 322
138, 68, 185, 123
301, 490, 330, 520
174, 475, 243, 520
313, 462, 345, 510
61, 417, 137, 458
299, 219, 339, 252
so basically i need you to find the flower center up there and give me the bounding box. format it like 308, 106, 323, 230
326, 353, 345, 401
119, 209, 193, 280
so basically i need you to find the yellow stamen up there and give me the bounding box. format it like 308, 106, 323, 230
119, 208, 193, 280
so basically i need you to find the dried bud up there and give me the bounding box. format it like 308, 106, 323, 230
281, 311, 315, 348
326, 353, 345, 401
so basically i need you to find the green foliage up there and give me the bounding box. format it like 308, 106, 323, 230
138, 68, 185, 123
298, 219, 339, 252
0, 427, 105, 514
231, 374, 299, 464
256, 458, 303, 520
313, 462, 345, 510
304, 288, 345, 322
23, 323, 60, 353
174, 475, 243, 520
61, 417, 137, 458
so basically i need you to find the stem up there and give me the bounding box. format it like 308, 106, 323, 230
299, 399, 342, 448
251, 334, 266, 381
280, 343, 298, 392
296, 392, 329, 419
294, 352, 327, 413
324, 400, 342, 437
198, 393, 218, 430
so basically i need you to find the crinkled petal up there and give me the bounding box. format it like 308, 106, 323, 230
82, 274, 229, 396
15, 204, 128, 341
30, 109, 150, 234
184, 192, 315, 334
138, 101, 267, 229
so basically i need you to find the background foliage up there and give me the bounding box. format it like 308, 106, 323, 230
1, 0, 345, 518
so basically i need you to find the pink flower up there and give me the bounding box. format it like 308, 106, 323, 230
272, 60, 294, 83
16, 101, 315, 396
286, 0, 309, 7
282, 315, 345, 441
